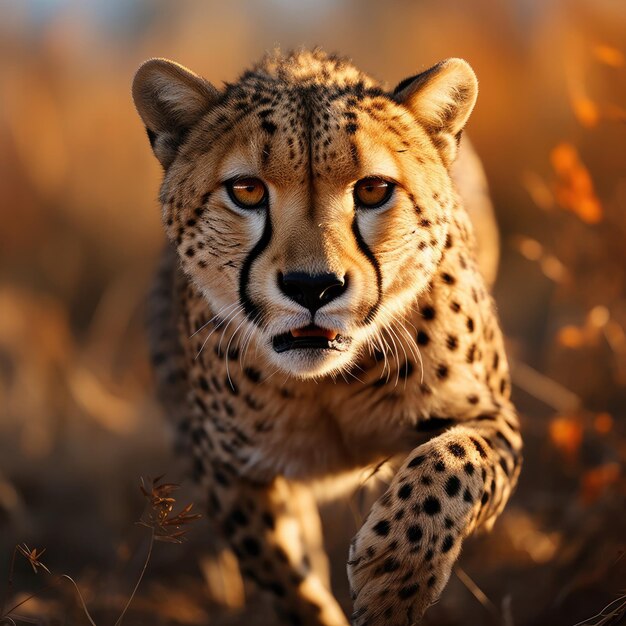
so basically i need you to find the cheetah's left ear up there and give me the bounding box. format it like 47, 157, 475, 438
393, 58, 478, 167
132, 58, 220, 168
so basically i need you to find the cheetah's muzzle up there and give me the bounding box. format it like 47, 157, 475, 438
272, 326, 351, 353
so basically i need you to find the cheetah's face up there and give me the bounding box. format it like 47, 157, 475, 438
134, 53, 478, 378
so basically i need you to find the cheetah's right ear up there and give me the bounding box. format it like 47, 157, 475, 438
132, 58, 220, 169
393, 58, 478, 168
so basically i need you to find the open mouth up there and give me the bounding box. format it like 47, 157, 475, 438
272, 325, 351, 353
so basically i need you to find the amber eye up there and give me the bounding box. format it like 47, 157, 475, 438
226, 177, 268, 209
354, 177, 395, 209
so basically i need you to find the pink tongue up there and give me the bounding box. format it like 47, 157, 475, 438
291, 326, 338, 340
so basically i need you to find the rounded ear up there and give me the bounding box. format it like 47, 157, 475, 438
132, 58, 220, 168
393, 58, 478, 167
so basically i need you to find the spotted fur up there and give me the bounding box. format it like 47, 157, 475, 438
133, 49, 521, 625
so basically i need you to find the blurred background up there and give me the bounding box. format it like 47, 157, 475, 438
1, 1, 625, 624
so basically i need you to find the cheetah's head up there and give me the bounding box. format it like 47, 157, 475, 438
133, 50, 478, 378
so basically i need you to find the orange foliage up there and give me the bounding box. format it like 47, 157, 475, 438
580, 463, 621, 505
557, 325, 586, 349
571, 96, 600, 128
548, 415, 584, 460
592, 44, 625, 68
550, 143, 603, 224
593, 412, 613, 434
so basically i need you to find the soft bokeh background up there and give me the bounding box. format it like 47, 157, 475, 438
1, 1, 625, 624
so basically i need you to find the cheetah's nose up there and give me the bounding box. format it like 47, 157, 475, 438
278, 272, 347, 314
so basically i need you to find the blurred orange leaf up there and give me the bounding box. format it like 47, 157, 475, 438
550, 143, 603, 224
572, 96, 599, 128
522, 171, 554, 211
593, 412, 613, 435
549, 415, 583, 460
580, 463, 620, 505
557, 325, 586, 349
592, 44, 625, 68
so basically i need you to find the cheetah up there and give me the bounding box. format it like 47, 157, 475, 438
132, 49, 522, 625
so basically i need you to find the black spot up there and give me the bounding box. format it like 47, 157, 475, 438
398, 483, 413, 500
421, 306, 436, 320
470, 436, 488, 458
441, 272, 456, 285
345, 122, 358, 134
261, 512, 275, 530
417, 330, 430, 346
421, 475, 433, 486
444, 517, 454, 529
427, 575, 437, 587
446, 335, 458, 350
436, 364, 449, 379
423, 496, 441, 516
464, 462, 475, 476
230, 508, 248, 526
269, 581, 286, 597
450, 301, 461, 312
434, 459, 446, 472
463, 488, 473, 502
466, 344, 476, 363
406, 524, 423, 542
467, 317, 475, 332
447, 443, 466, 458
383, 557, 400, 573
445, 475, 461, 497
226, 377, 239, 396
244, 367, 262, 383
214, 470, 230, 486
467, 394, 479, 405
242, 537, 261, 556
398, 583, 420, 600
394, 508, 405, 521
441, 535, 454, 553
407, 454, 425, 468
373, 520, 391, 536
424, 548, 434, 561
399, 361, 414, 378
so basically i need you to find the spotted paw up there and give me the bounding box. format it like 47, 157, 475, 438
347, 437, 486, 625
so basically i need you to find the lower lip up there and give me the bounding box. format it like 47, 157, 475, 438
272, 332, 351, 354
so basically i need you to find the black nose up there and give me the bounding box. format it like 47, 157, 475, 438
278, 272, 347, 314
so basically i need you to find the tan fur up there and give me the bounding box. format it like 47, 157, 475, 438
133, 49, 521, 625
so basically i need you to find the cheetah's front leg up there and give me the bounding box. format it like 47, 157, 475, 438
204, 467, 349, 626
347, 405, 522, 625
